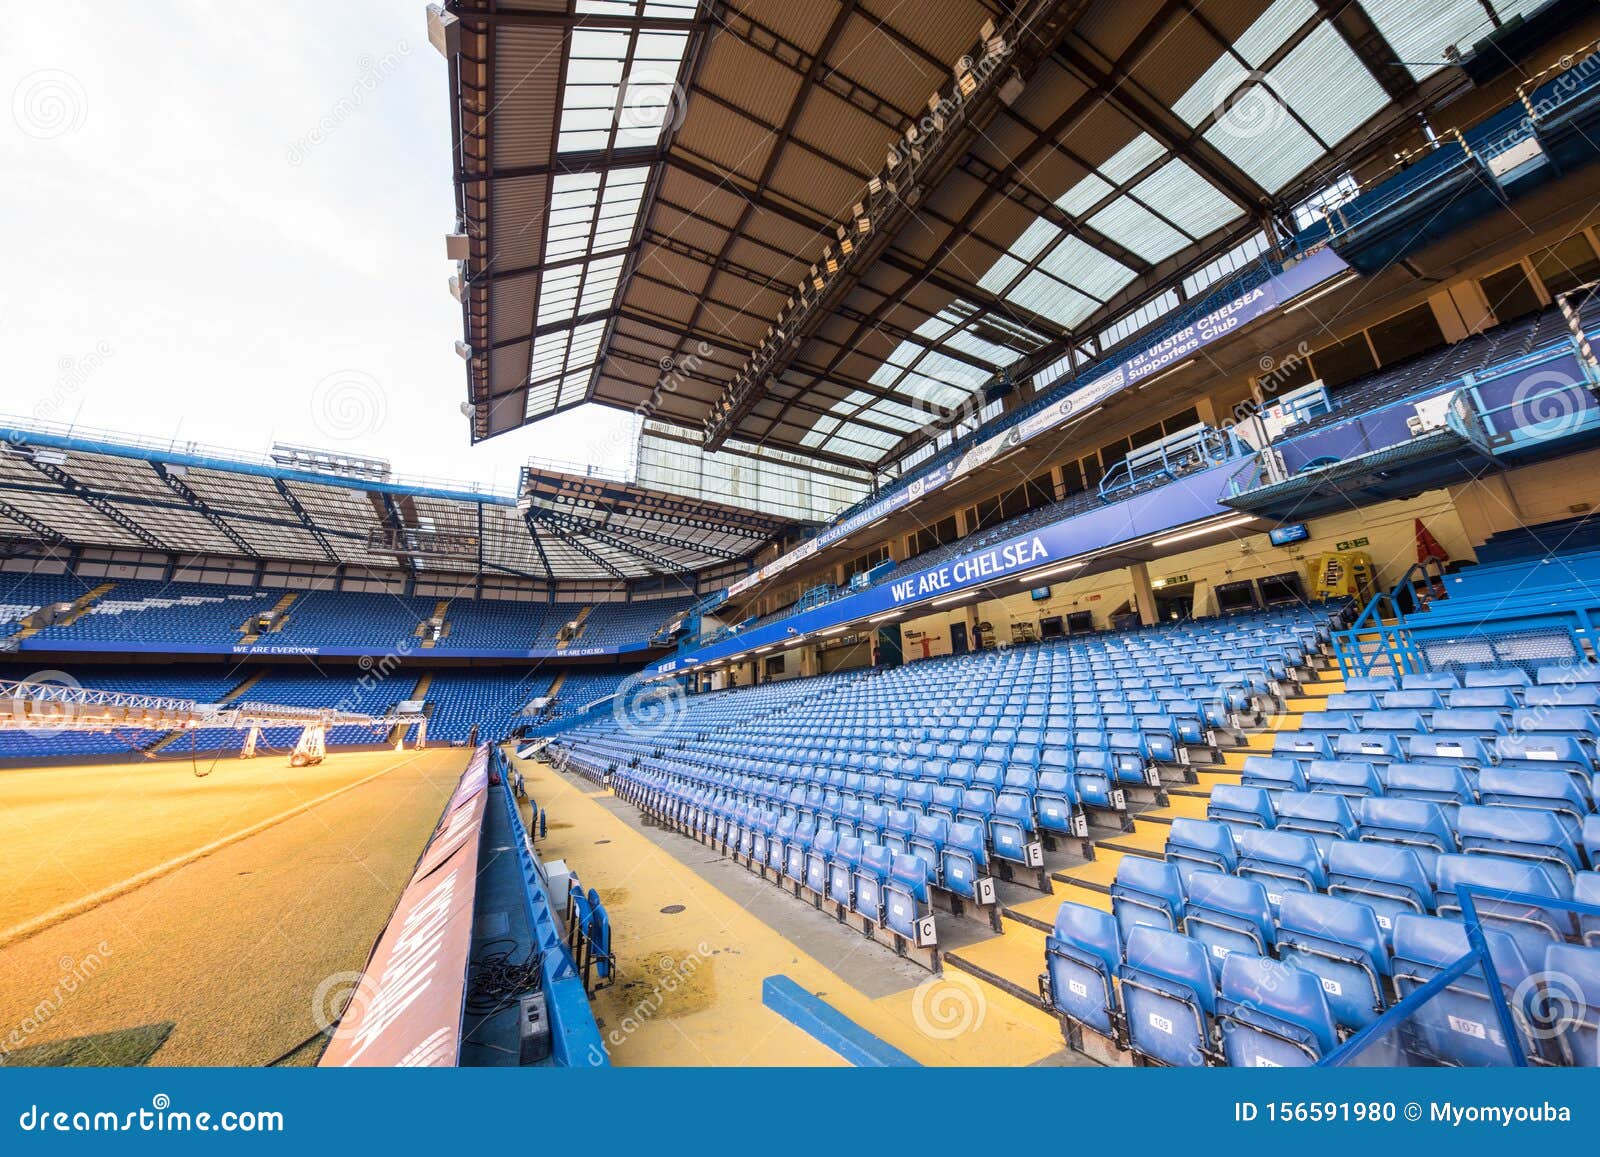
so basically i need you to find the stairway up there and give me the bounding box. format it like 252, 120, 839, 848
240, 592, 298, 644
418, 600, 451, 649
388, 672, 432, 744
941, 652, 1346, 1022
556, 605, 593, 650
13, 582, 118, 640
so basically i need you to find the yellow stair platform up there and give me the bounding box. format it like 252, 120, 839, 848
419, 600, 451, 649
15, 582, 118, 639
240, 592, 297, 645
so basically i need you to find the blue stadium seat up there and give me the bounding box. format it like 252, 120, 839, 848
909, 815, 949, 883
1119, 926, 1217, 1067
1216, 954, 1339, 1067
1430, 708, 1509, 741
1327, 840, 1435, 940
1240, 755, 1307, 794
1356, 796, 1456, 874
1276, 892, 1390, 1034
1401, 672, 1460, 691
1307, 759, 1383, 799
1035, 770, 1082, 835
1235, 829, 1326, 910
1390, 914, 1540, 1066
1476, 767, 1591, 830
1433, 853, 1577, 959
1511, 706, 1600, 745
806, 828, 837, 895
1333, 731, 1406, 766
853, 843, 894, 924
1456, 804, 1582, 881
1111, 855, 1184, 939
1182, 870, 1275, 964
1273, 791, 1357, 853
1272, 731, 1335, 766
989, 790, 1036, 863
1406, 732, 1491, 772
1381, 689, 1444, 713
1446, 687, 1518, 711
1165, 818, 1237, 886
883, 853, 932, 940
1381, 761, 1475, 815
1544, 943, 1600, 1066
940, 821, 989, 901
1045, 901, 1122, 1038
829, 836, 864, 908
1206, 784, 1275, 830
1494, 734, 1594, 779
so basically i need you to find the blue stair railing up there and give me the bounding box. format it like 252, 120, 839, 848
1332, 558, 1450, 679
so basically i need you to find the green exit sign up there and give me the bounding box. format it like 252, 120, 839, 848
1336, 537, 1369, 551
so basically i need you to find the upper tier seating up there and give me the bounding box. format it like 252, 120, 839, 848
1277, 298, 1594, 444
30, 581, 283, 645
0, 573, 677, 655
0, 573, 96, 638
576, 597, 695, 649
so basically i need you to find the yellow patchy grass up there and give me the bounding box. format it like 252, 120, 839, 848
0, 750, 439, 939
0, 748, 467, 1065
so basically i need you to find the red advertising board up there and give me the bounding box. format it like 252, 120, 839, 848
320, 749, 489, 1067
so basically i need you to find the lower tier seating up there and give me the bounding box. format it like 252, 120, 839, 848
1043, 650, 1600, 1067
548, 606, 1343, 959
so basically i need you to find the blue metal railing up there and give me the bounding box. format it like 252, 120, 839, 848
1096, 425, 1239, 502
1322, 884, 1600, 1067
1332, 559, 1449, 679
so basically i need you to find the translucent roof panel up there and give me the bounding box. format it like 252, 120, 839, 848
1361, 0, 1548, 81
558, 27, 690, 153
1267, 23, 1390, 146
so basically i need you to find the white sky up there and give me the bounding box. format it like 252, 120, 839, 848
2, 0, 640, 495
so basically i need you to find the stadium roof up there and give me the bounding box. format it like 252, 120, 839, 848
446, 0, 1522, 467
0, 421, 791, 582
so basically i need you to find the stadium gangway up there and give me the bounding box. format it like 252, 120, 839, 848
0, 676, 428, 763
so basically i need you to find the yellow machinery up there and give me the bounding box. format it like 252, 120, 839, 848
1309, 550, 1375, 601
